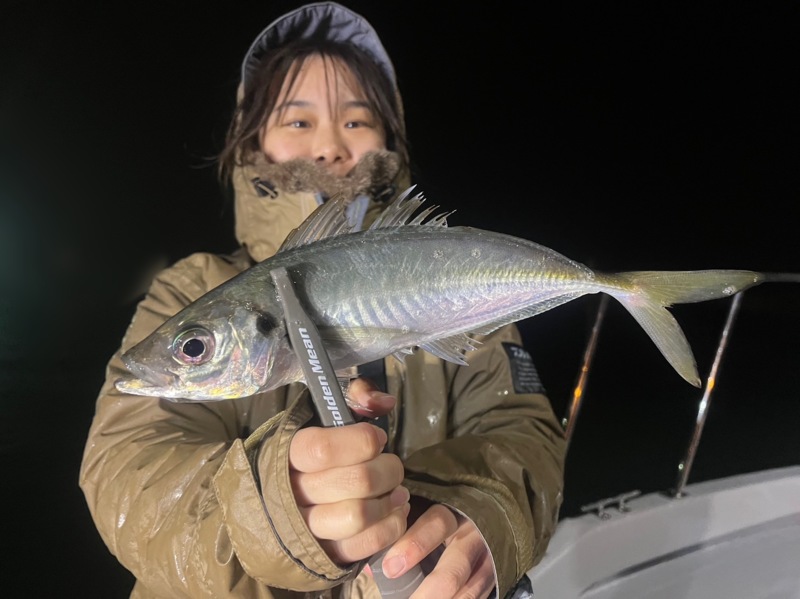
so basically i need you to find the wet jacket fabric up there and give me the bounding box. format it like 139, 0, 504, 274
80, 101, 565, 599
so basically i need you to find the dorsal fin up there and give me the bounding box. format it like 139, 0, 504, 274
277, 186, 450, 254
369, 186, 453, 230
277, 193, 353, 253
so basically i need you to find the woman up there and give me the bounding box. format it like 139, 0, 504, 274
80, 3, 566, 598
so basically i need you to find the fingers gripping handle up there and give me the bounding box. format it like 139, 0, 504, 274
271, 267, 423, 598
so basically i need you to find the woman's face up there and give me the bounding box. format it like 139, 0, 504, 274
260, 54, 387, 178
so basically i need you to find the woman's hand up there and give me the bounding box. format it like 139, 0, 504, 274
380, 502, 495, 599
289, 378, 409, 565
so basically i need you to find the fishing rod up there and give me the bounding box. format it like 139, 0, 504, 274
563, 294, 609, 451
271, 266, 424, 598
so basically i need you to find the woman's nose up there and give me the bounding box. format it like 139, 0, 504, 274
312, 125, 350, 165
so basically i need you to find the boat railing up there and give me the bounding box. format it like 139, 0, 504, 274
562, 289, 748, 500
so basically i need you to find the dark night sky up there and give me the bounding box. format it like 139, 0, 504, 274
2, 2, 799, 596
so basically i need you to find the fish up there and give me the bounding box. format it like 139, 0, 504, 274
115, 186, 799, 401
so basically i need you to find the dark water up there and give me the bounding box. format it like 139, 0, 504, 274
2, 2, 797, 596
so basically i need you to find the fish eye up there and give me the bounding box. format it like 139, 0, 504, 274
172, 327, 215, 365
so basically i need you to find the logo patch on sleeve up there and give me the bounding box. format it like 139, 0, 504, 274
502, 342, 545, 394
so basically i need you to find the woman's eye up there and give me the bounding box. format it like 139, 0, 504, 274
288, 120, 310, 128
172, 327, 215, 365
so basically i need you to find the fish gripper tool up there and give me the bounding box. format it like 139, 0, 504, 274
270, 266, 424, 598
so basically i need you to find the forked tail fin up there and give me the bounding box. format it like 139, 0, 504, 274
608, 270, 797, 386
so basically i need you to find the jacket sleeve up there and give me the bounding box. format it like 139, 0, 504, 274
400, 324, 566, 599
79, 255, 358, 598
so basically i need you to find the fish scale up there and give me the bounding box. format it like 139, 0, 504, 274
303, 229, 561, 335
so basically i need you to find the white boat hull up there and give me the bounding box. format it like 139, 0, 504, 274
526, 466, 800, 598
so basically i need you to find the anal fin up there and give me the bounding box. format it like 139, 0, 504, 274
420, 334, 481, 365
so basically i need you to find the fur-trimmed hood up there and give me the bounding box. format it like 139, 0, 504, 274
232, 150, 408, 262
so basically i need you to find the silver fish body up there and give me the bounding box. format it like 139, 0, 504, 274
116, 189, 790, 401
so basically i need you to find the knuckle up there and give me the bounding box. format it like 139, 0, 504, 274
309, 432, 335, 464
293, 428, 335, 470
339, 501, 368, 535
316, 500, 369, 540
344, 462, 375, 494
359, 422, 384, 453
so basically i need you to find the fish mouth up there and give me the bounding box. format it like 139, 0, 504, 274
115, 353, 179, 398
114, 376, 168, 397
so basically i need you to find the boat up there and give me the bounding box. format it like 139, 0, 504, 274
525, 465, 800, 598
524, 292, 800, 598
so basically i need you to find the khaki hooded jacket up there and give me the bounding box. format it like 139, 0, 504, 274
79, 152, 566, 599
79, 5, 566, 598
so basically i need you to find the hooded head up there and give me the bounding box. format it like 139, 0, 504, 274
218, 2, 411, 262
241, 2, 397, 95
